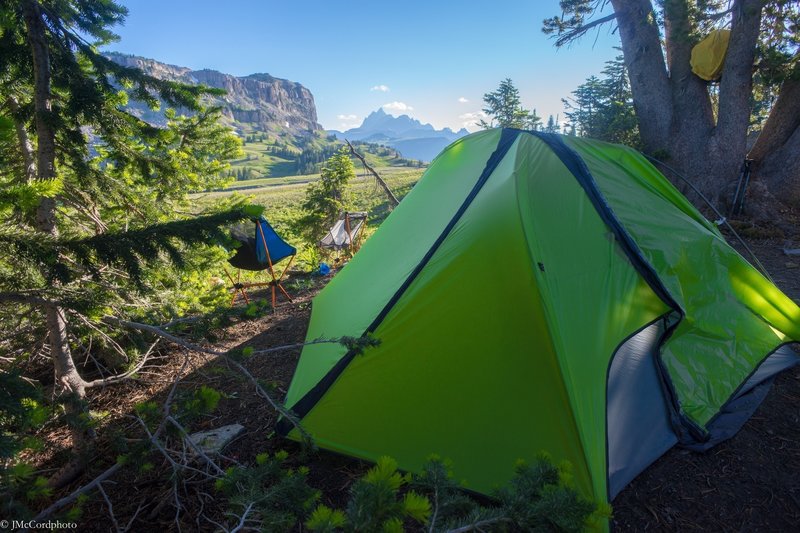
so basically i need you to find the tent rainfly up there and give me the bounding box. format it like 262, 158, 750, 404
278, 129, 800, 507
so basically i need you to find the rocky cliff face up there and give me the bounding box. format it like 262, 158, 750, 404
107, 53, 321, 135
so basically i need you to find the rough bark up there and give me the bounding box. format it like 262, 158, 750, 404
757, 123, 800, 206
663, 0, 714, 134
610, 0, 673, 154
608, 0, 772, 207
715, 0, 764, 150
748, 76, 800, 163
747, 68, 800, 206
683, 0, 765, 205
22, 0, 59, 233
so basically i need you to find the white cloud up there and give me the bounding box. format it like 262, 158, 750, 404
458, 97, 469, 103
382, 101, 414, 113
459, 111, 488, 128
370, 84, 390, 92
336, 114, 360, 130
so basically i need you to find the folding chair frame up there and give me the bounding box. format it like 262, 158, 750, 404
324, 212, 367, 264
343, 212, 367, 254
226, 222, 295, 308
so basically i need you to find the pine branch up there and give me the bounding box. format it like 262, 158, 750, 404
38, 5, 224, 111
553, 13, 617, 47
28, 355, 189, 526
0, 207, 256, 286
445, 516, 512, 533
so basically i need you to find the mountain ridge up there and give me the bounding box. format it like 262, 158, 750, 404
329, 109, 469, 162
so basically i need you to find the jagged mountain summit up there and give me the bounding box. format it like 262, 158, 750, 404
106, 52, 322, 136
330, 108, 469, 162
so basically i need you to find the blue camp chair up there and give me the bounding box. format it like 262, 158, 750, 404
225, 216, 296, 307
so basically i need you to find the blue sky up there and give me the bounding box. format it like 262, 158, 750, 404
106, 1, 620, 132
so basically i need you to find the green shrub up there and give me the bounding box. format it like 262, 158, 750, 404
307, 454, 608, 532
215, 451, 320, 532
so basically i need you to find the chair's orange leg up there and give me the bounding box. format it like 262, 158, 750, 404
277, 254, 296, 283
225, 268, 251, 306
277, 283, 294, 303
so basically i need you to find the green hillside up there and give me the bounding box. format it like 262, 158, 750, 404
227, 129, 425, 180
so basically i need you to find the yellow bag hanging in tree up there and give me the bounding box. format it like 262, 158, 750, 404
690, 29, 731, 81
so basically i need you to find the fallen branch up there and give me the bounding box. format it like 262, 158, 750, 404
29, 355, 190, 527
166, 415, 226, 476
107, 316, 325, 440
97, 483, 121, 532
229, 502, 255, 533
346, 139, 400, 208
218, 351, 312, 444
106, 317, 337, 358
84, 339, 159, 389
28, 461, 123, 527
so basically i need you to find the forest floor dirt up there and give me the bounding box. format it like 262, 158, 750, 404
33, 233, 800, 531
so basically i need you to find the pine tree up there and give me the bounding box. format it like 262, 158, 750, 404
0, 0, 250, 485
479, 78, 538, 130
545, 114, 561, 133
562, 55, 641, 148
299, 147, 355, 243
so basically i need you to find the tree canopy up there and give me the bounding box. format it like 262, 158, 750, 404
544, 0, 800, 212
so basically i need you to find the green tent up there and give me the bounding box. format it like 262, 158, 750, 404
278, 129, 800, 505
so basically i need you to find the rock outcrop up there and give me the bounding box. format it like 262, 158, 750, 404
107, 52, 321, 135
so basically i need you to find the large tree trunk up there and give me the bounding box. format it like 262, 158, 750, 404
611, 0, 769, 209
755, 122, 800, 207
23, 0, 90, 486
748, 65, 800, 207
610, 0, 672, 154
